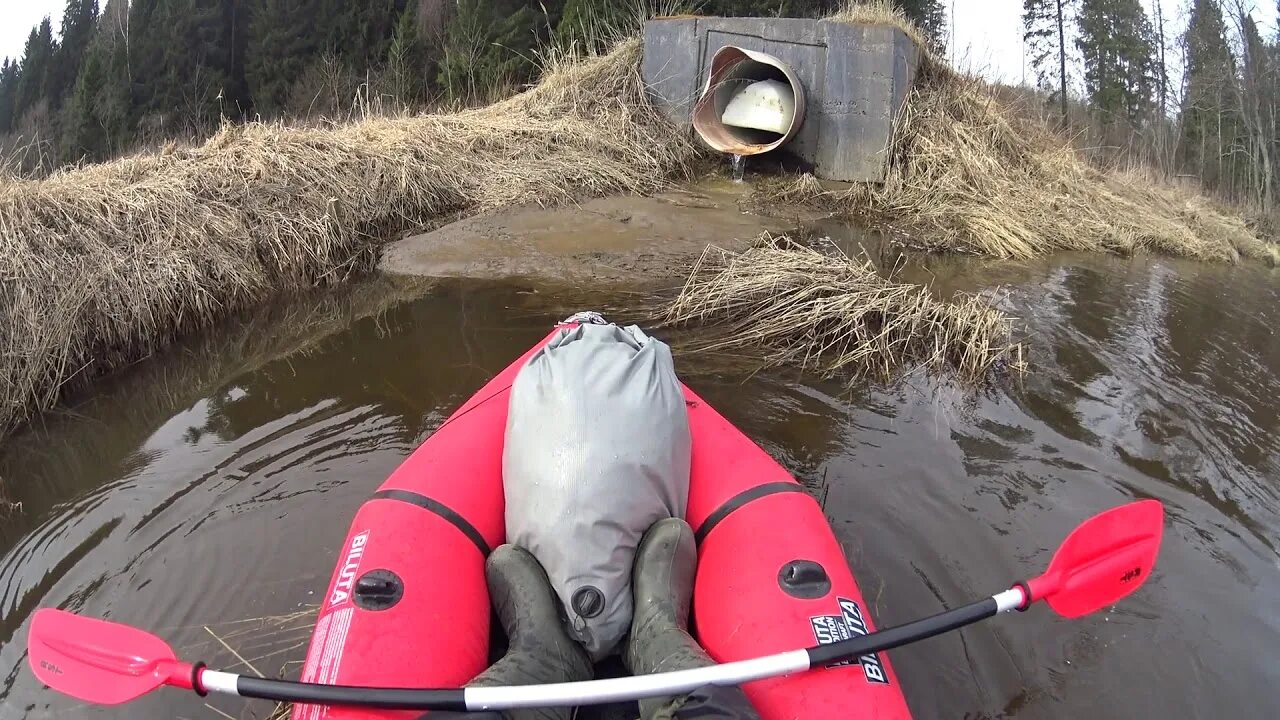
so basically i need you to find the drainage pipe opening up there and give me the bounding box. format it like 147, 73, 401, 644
692, 46, 806, 157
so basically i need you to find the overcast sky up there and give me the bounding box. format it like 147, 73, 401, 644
948, 0, 1277, 88
1, 0, 63, 64
1, 1, 1277, 83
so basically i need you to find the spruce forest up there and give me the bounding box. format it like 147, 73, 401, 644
1, 1, 1278, 212
0, 1, 934, 172
1023, 0, 1279, 210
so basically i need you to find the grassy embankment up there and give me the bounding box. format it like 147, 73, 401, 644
789, 3, 1280, 266
3, 1, 1276, 443
0, 39, 695, 442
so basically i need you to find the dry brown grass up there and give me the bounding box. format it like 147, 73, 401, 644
781, 2, 1280, 266
187, 609, 319, 720
0, 276, 425, 508
0, 38, 697, 441
665, 234, 1022, 382
829, 0, 930, 49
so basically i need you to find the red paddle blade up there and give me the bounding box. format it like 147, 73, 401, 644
1026, 500, 1164, 618
28, 609, 190, 705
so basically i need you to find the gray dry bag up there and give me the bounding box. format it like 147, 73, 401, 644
503, 320, 691, 660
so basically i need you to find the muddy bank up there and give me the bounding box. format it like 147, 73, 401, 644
381, 179, 823, 286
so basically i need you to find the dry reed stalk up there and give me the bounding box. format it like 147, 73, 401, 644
0, 39, 698, 442
830, 0, 931, 49
789, 2, 1279, 265
192, 609, 318, 720
665, 234, 1022, 382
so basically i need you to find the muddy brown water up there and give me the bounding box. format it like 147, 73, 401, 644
1, 236, 1278, 719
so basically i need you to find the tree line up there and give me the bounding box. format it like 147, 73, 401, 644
1023, 0, 1280, 210
0, 1, 947, 172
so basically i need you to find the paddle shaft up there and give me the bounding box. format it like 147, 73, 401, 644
192, 587, 1026, 711
29, 501, 1162, 711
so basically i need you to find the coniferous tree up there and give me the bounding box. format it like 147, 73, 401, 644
556, 0, 635, 51
895, 0, 946, 48
14, 19, 58, 124
385, 2, 427, 106
49, 0, 100, 109
1075, 0, 1157, 128
175, 0, 243, 126
129, 0, 246, 134
95, 0, 132, 145
332, 0, 407, 70
0, 59, 19, 134
437, 0, 544, 104
1023, 0, 1075, 126
61, 39, 107, 161
224, 0, 251, 118
1152, 0, 1169, 118
61, 0, 131, 161
1236, 8, 1273, 208
420, 0, 453, 38
246, 0, 326, 117
1179, 0, 1240, 191
124, 0, 167, 130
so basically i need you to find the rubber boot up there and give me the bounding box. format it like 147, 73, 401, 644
624, 518, 760, 720
433, 544, 593, 720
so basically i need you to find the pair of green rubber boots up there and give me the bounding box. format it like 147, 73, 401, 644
466, 518, 759, 720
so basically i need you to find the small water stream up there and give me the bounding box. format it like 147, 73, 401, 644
0, 241, 1277, 719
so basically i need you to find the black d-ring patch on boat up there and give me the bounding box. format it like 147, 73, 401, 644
371, 489, 491, 557
695, 481, 809, 545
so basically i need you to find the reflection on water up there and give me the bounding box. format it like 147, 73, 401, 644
1, 251, 1278, 720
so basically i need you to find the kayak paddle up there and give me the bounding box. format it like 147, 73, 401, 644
28, 499, 1162, 711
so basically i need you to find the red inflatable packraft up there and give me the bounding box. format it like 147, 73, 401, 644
294, 324, 913, 720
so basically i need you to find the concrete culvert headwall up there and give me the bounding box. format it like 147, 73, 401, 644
643, 16, 920, 182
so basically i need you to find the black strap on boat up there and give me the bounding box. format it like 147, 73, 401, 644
371, 490, 491, 557
694, 481, 810, 545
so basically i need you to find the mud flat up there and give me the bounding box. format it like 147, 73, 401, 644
380, 179, 822, 286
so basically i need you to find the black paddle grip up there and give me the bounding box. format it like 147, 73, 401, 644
806, 597, 999, 667
235, 676, 467, 711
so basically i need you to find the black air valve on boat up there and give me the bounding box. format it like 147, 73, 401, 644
778, 559, 831, 599
354, 569, 404, 611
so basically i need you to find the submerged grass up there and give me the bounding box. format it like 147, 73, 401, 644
0, 38, 697, 441
665, 234, 1022, 383
188, 609, 318, 720
793, 1, 1280, 265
